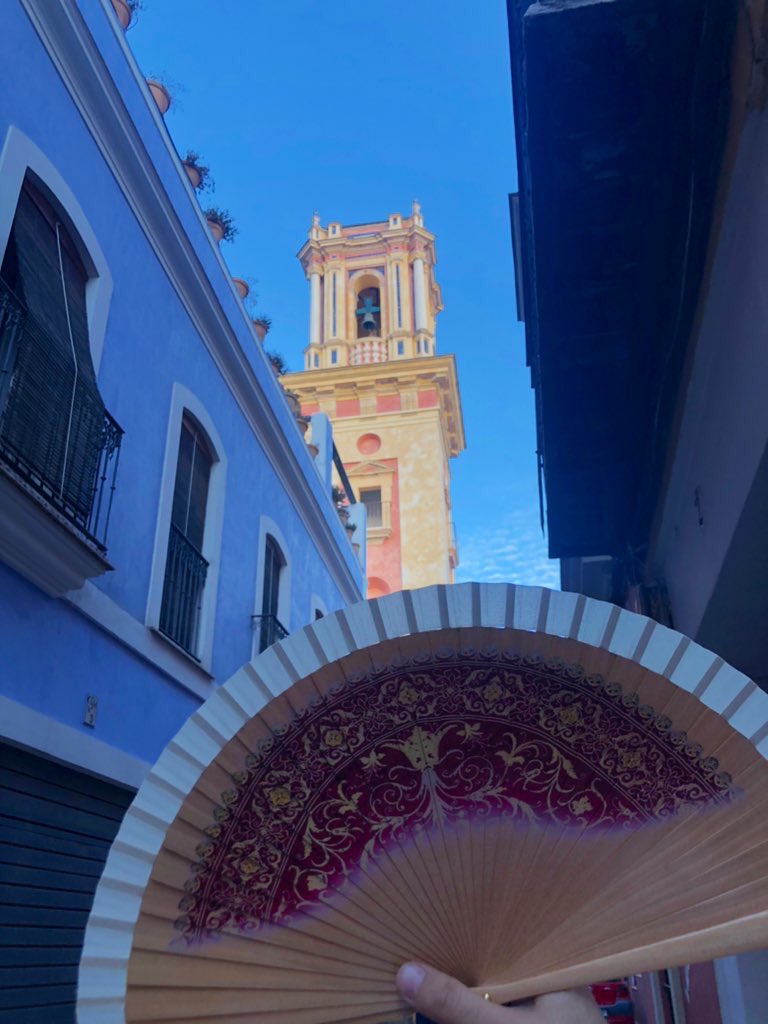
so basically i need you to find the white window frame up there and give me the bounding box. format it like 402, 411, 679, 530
0, 126, 112, 373
146, 383, 227, 670
252, 515, 292, 659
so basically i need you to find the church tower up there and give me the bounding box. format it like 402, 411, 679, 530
282, 203, 465, 597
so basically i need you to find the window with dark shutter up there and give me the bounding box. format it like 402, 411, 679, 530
0, 176, 121, 548
262, 537, 283, 618
170, 418, 212, 551
159, 416, 213, 657
257, 537, 287, 651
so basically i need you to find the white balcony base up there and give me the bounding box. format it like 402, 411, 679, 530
0, 461, 112, 597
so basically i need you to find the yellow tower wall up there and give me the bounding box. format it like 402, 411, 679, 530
288, 208, 463, 595
329, 406, 453, 590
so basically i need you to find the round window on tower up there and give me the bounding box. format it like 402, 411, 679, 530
357, 433, 381, 455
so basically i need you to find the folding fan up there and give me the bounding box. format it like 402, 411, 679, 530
78, 584, 768, 1024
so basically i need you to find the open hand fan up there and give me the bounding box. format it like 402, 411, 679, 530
78, 584, 768, 1023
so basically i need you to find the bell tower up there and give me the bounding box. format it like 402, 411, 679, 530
300, 202, 441, 370
283, 204, 465, 597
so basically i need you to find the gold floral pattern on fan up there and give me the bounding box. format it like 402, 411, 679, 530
176, 650, 734, 943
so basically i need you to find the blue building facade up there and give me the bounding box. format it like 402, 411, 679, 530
0, 1, 364, 1018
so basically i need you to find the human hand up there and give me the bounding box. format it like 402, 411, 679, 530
395, 963, 604, 1023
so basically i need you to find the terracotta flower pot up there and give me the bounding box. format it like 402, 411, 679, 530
252, 320, 268, 342
284, 391, 301, 416
183, 162, 202, 189
232, 278, 249, 300
146, 79, 171, 115
111, 0, 131, 29
206, 218, 225, 243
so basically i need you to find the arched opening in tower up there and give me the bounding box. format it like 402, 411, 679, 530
355, 286, 381, 337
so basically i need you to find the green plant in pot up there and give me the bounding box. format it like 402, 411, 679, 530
284, 390, 301, 416
203, 206, 238, 244
181, 150, 213, 193
332, 484, 350, 520
266, 351, 288, 376
111, 0, 142, 30
252, 315, 272, 343
146, 74, 172, 115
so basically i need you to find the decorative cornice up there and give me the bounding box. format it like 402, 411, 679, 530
19, 0, 362, 603
346, 460, 395, 477
283, 354, 466, 457
297, 221, 437, 272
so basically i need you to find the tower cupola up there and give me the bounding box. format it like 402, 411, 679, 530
297, 201, 442, 370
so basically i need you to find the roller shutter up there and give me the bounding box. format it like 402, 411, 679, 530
0, 742, 134, 1023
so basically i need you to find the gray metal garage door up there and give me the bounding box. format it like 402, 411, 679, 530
0, 742, 134, 1022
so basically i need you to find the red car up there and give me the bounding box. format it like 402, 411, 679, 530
590, 980, 635, 1023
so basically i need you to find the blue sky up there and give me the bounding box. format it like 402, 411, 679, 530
130, 0, 558, 589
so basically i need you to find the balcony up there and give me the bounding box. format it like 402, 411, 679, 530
350, 339, 388, 365
159, 524, 209, 658
253, 613, 289, 653
0, 281, 122, 596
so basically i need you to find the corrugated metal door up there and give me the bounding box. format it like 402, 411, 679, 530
0, 743, 134, 1023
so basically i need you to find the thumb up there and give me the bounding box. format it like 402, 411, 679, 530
395, 963, 513, 1024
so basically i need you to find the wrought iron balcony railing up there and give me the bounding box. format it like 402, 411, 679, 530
159, 524, 209, 658
0, 280, 122, 551
253, 613, 289, 653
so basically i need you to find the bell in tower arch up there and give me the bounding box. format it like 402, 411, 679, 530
362, 308, 376, 332
355, 287, 381, 338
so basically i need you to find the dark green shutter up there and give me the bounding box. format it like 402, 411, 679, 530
0, 179, 105, 520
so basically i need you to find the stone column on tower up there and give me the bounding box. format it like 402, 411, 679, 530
386, 257, 397, 335
309, 270, 322, 346
323, 270, 334, 341
412, 255, 428, 331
